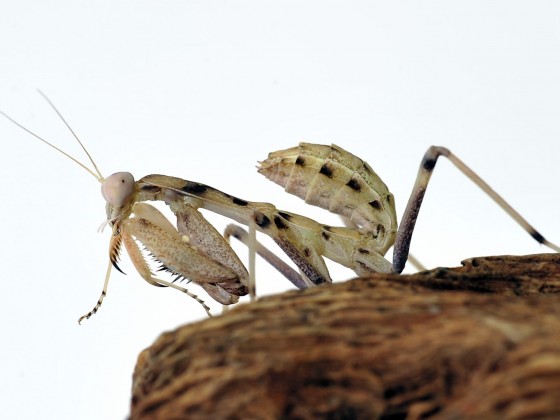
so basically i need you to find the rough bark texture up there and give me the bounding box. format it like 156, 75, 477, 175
130, 254, 560, 419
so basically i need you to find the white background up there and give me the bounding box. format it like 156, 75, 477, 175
1, 2, 559, 419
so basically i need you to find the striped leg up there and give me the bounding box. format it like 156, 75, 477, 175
392, 146, 560, 273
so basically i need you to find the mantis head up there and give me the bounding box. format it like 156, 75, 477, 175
101, 172, 136, 226
102, 172, 135, 207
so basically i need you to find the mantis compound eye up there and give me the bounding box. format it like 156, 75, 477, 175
101, 172, 135, 208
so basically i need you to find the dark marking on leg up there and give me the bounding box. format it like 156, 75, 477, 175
232, 197, 248, 206
273, 238, 328, 285
254, 212, 271, 229
303, 247, 311, 257
346, 179, 361, 192
319, 163, 334, 178
422, 157, 437, 171
358, 248, 370, 254
530, 230, 545, 244
321, 231, 331, 241
295, 156, 306, 166
274, 216, 289, 230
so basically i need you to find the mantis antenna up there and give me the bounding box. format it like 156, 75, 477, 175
1, 92, 124, 324
0, 90, 104, 182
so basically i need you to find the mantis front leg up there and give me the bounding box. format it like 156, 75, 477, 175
172, 202, 252, 299
122, 203, 250, 313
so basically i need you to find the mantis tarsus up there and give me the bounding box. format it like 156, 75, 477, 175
3, 92, 559, 323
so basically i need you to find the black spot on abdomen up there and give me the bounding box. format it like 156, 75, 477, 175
346, 179, 361, 192
319, 163, 334, 178
369, 200, 381, 210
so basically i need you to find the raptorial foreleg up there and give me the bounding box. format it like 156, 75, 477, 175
172, 202, 251, 298
121, 228, 213, 316
120, 203, 251, 315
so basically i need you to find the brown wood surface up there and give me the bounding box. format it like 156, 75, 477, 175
130, 254, 560, 419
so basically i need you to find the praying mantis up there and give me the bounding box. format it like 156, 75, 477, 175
3, 92, 559, 324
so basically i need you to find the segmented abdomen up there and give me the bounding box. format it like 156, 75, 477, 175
258, 143, 397, 253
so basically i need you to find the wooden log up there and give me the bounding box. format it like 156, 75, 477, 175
130, 254, 560, 419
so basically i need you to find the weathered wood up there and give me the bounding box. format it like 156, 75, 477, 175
130, 254, 560, 419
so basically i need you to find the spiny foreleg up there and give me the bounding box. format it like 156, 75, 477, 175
121, 228, 213, 316
122, 203, 249, 315
173, 202, 251, 299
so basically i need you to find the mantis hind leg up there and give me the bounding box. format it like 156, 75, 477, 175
392, 146, 560, 273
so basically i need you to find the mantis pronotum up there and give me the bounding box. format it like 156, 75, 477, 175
3, 93, 559, 323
